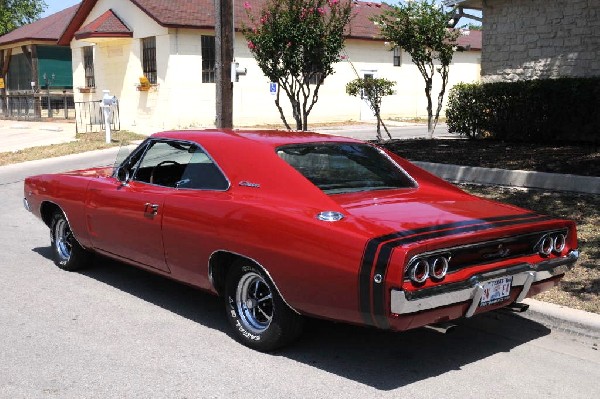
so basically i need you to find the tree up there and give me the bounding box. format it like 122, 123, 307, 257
346, 77, 395, 141
243, 0, 353, 131
373, 0, 459, 137
0, 0, 46, 36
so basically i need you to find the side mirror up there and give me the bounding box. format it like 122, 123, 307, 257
116, 167, 130, 184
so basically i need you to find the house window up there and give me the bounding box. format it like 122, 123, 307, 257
393, 47, 402, 66
142, 36, 157, 84
308, 72, 324, 86
201, 35, 216, 83
83, 46, 95, 88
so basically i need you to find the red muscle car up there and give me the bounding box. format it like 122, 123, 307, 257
23, 130, 579, 351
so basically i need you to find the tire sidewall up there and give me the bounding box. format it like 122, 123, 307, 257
50, 212, 89, 271
225, 263, 285, 351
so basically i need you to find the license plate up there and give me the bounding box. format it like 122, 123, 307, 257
480, 276, 513, 306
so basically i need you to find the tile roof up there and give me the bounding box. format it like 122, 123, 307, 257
60, 0, 389, 45
57, 1, 481, 49
75, 9, 133, 40
0, 4, 80, 47
456, 29, 482, 50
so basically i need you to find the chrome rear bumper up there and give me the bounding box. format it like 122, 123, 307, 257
390, 250, 579, 316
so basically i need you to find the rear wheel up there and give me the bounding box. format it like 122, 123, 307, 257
50, 211, 93, 271
225, 261, 303, 351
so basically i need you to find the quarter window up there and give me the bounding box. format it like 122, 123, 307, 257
142, 36, 157, 84
83, 46, 95, 88
201, 35, 216, 83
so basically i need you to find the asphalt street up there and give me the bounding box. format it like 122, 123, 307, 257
1, 151, 598, 398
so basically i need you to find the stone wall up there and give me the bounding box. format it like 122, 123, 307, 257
482, 0, 600, 82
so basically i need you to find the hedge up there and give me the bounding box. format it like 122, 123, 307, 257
445, 78, 600, 144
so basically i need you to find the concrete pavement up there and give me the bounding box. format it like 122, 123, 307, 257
0, 120, 77, 152
1, 121, 598, 339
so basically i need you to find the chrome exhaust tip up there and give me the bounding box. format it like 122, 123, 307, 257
423, 322, 457, 334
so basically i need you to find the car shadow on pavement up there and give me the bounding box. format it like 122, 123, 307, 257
281, 312, 550, 390
32, 247, 552, 391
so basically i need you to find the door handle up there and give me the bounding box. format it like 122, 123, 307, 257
144, 202, 159, 216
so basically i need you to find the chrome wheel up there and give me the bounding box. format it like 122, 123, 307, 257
235, 272, 274, 334
54, 217, 73, 263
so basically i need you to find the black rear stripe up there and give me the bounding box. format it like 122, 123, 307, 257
358, 212, 546, 327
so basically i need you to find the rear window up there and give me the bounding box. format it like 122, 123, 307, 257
277, 143, 416, 194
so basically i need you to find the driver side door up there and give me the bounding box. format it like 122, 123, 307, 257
86, 139, 195, 273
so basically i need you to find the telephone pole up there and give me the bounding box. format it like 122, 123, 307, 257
215, 0, 234, 129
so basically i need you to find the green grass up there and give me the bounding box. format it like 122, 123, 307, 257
0, 130, 146, 166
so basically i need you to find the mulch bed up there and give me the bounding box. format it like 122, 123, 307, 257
380, 139, 600, 177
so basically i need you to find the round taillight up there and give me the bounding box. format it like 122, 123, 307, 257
409, 259, 429, 284
539, 236, 553, 256
430, 256, 449, 280
553, 233, 566, 254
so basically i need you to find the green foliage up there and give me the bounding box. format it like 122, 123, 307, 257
0, 0, 46, 36
372, 0, 459, 136
346, 77, 395, 140
445, 78, 600, 144
243, 0, 353, 131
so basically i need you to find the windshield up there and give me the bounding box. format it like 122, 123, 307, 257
277, 143, 416, 194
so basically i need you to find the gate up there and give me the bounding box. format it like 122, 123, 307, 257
74, 99, 120, 134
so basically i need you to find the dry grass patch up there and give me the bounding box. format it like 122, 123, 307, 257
0, 131, 146, 166
461, 184, 599, 314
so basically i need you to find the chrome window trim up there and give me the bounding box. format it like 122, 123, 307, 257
126, 138, 231, 192
275, 141, 418, 192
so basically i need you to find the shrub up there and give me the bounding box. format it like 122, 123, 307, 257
446, 78, 600, 144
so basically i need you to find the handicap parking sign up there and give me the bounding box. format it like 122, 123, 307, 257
269, 82, 277, 95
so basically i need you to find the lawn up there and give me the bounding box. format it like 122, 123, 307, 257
0, 130, 146, 166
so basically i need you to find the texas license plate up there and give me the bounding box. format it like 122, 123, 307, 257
480, 276, 513, 306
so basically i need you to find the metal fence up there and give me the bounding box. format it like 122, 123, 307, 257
74, 99, 120, 134
0, 92, 75, 120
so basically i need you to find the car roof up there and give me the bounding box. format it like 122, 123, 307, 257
150, 129, 364, 149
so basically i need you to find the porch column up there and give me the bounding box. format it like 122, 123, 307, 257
0, 49, 11, 117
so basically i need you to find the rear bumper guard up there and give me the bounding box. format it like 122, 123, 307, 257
390, 250, 579, 316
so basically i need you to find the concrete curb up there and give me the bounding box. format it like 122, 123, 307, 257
413, 161, 600, 195
520, 299, 600, 339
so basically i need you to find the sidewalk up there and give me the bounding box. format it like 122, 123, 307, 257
0, 120, 76, 152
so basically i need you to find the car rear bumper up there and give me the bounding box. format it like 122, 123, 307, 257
390, 250, 579, 316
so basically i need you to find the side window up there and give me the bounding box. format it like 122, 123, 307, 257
393, 47, 401, 66
132, 140, 228, 190
83, 46, 95, 88
142, 36, 157, 84
133, 141, 193, 186
201, 35, 216, 83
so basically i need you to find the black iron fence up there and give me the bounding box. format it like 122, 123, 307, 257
0, 91, 75, 120
74, 99, 120, 134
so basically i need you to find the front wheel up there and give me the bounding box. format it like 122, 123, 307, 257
50, 211, 93, 271
225, 261, 303, 351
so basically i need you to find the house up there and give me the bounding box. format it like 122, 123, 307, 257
0, 4, 79, 118
446, 0, 600, 82
52, 0, 481, 133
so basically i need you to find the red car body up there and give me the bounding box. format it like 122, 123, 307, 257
24, 130, 579, 348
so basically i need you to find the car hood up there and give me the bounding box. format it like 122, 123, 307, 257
331, 188, 530, 235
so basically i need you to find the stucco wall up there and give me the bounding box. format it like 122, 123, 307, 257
482, 0, 600, 82
71, 0, 481, 134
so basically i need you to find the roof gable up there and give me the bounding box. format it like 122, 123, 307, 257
0, 4, 80, 47
75, 9, 133, 40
